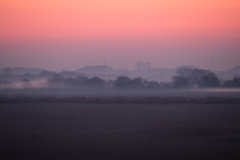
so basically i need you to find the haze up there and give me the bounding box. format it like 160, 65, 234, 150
1, 0, 240, 71
1, 1, 240, 159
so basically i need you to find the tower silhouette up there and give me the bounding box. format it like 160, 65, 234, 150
211, 57, 213, 70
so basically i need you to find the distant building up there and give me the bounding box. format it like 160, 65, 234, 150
136, 61, 151, 70
4, 68, 13, 74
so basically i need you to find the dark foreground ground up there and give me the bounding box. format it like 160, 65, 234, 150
1, 102, 240, 160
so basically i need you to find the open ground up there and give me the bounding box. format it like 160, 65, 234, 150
1, 101, 240, 160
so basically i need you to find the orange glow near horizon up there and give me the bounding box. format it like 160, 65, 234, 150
1, 0, 240, 46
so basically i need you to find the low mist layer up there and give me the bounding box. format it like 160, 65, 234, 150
1, 67, 240, 90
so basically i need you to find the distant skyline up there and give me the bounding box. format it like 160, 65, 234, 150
1, 0, 240, 71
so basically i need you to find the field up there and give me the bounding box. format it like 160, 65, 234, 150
1, 100, 240, 160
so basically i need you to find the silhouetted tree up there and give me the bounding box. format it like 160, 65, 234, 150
48, 74, 64, 83
85, 77, 105, 88
197, 73, 220, 88
114, 76, 131, 88
145, 81, 161, 89
224, 75, 240, 87
75, 76, 89, 86
173, 67, 216, 88
172, 76, 190, 88
39, 70, 55, 77
47, 74, 65, 87
159, 82, 172, 89
128, 77, 146, 89
64, 77, 77, 87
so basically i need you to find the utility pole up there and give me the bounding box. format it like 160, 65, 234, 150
211, 56, 213, 71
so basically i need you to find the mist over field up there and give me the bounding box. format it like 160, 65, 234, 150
1, 65, 240, 103
1, 64, 240, 91
1, 64, 240, 160
1, 66, 240, 160
1, 0, 240, 159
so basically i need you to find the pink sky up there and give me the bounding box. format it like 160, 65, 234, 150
0, 0, 240, 71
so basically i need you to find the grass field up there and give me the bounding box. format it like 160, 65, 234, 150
1, 102, 240, 160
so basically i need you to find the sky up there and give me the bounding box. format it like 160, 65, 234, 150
0, 0, 240, 71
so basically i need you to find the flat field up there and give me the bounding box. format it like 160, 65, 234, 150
1, 102, 240, 160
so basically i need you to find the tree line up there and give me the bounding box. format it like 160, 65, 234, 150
47, 67, 240, 89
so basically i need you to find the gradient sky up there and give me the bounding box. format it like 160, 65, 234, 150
1, 0, 240, 71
